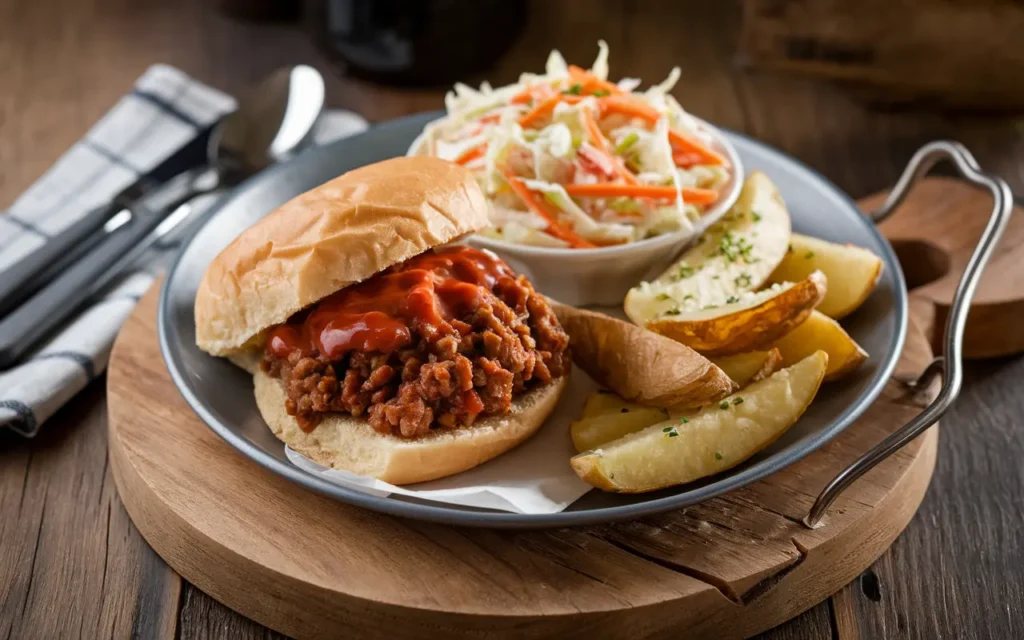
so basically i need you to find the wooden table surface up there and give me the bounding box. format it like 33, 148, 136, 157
2, 2, 1022, 639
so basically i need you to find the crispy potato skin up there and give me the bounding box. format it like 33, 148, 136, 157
550, 301, 735, 409
647, 272, 827, 356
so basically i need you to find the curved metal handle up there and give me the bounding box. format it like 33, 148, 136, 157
804, 140, 1013, 528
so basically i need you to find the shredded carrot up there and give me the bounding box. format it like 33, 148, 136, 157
672, 150, 704, 168
454, 144, 486, 165
518, 94, 584, 128
667, 130, 728, 167
510, 85, 556, 106
503, 171, 596, 248
509, 89, 534, 105
599, 95, 661, 121
598, 96, 728, 167
479, 113, 501, 125
579, 108, 639, 185
568, 65, 623, 96
563, 183, 720, 204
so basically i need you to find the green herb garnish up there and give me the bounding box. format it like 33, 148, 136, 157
726, 295, 740, 304
734, 272, 752, 288
663, 308, 682, 316
719, 401, 730, 410
715, 452, 723, 460
752, 212, 762, 222
614, 131, 639, 155
656, 293, 672, 301
592, 89, 611, 97
680, 417, 689, 423
717, 231, 755, 263
805, 251, 816, 259
733, 397, 744, 405
562, 83, 583, 95
676, 264, 694, 279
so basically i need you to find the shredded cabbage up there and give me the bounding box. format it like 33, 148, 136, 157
420, 41, 731, 249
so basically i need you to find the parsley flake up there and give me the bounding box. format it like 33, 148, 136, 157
734, 273, 752, 288
752, 212, 762, 222
562, 83, 583, 95
715, 452, 723, 460
805, 251, 816, 259
656, 293, 672, 301
683, 294, 696, 301
592, 89, 611, 97
726, 295, 740, 304
719, 400, 730, 410
668, 431, 679, 438
677, 264, 694, 279
733, 397, 744, 405
716, 231, 756, 263
680, 417, 689, 423
663, 308, 682, 316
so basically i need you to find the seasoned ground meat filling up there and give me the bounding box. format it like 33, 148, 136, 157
260, 247, 569, 438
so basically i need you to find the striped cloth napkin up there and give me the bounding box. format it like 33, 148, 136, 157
0, 65, 369, 437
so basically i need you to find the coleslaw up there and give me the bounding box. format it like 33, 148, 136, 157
413, 42, 733, 249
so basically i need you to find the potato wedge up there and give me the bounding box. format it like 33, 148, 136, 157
639, 271, 827, 356
571, 351, 829, 492
571, 404, 670, 453
581, 392, 647, 419
768, 233, 883, 319
711, 348, 783, 387
550, 300, 735, 409
772, 310, 868, 381
624, 171, 791, 322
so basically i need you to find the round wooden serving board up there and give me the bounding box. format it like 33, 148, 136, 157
108, 179, 1022, 639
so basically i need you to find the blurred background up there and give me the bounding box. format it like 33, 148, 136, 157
4, 0, 1024, 204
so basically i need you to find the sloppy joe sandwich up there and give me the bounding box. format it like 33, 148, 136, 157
195, 156, 570, 484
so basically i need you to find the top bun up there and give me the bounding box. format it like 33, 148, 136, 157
195, 156, 490, 356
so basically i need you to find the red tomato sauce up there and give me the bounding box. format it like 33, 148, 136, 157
266, 246, 514, 360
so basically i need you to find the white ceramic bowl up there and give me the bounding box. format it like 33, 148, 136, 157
408, 116, 744, 307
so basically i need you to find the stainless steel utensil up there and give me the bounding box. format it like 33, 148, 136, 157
0, 65, 325, 368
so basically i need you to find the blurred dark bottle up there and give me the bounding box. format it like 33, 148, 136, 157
219, 0, 301, 21
310, 0, 528, 86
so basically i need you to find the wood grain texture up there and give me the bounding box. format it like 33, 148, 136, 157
861, 178, 1024, 358
106, 278, 937, 639
0, 383, 180, 640
3, 0, 1024, 638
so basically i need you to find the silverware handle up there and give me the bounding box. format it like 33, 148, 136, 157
804, 140, 1014, 528
0, 201, 130, 316
0, 166, 216, 368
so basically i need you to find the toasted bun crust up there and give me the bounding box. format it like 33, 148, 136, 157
253, 368, 568, 485
195, 156, 490, 356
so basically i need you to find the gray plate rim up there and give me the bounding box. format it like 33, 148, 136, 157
158, 112, 908, 529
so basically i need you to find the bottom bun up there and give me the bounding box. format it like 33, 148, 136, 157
253, 369, 569, 485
